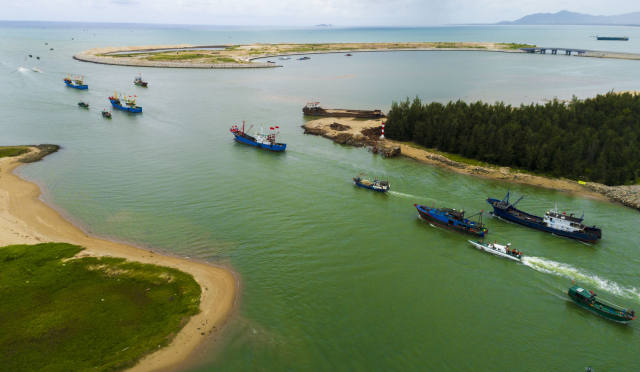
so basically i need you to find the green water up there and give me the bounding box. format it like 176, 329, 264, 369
2, 23, 640, 371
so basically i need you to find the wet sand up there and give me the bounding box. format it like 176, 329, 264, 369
0, 147, 237, 371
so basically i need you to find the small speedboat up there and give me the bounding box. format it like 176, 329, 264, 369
353, 175, 389, 192
32, 67, 42, 73
279, 57, 291, 60
78, 101, 89, 109
568, 286, 636, 323
101, 109, 112, 119
345, 53, 352, 56
468, 240, 522, 262
298, 56, 311, 60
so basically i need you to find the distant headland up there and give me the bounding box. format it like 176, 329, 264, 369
499, 10, 640, 26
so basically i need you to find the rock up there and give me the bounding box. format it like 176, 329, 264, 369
329, 122, 351, 131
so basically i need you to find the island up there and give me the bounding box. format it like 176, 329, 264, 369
74, 42, 534, 68
0, 146, 236, 371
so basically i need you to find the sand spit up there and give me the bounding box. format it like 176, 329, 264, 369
73, 42, 526, 69
0, 147, 237, 371
302, 118, 640, 210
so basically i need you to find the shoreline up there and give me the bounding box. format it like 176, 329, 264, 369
0, 147, 237, 371
302, 118, 640, 210
73, 42, 640, 69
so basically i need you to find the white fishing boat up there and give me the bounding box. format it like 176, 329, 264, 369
468, 240, 522, 262
32, 67, 43, 73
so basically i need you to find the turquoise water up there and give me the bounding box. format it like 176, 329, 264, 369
2, 23, 640, 371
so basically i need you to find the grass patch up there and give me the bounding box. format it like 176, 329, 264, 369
0, 243, 201, 371
497, 43, 536, 50
207, 56, 242, 64
0, 146, 29, 159
145, 53, 211, 61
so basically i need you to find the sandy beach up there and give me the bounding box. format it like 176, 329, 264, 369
303, 117, 640, 209
0, 147, 237, 371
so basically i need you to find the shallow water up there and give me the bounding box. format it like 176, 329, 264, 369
2, 22, 639, 371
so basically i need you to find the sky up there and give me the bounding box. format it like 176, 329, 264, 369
1, 0, 638, 26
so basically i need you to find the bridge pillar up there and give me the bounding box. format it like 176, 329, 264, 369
552, 49, 557, 55
539, 48, 546, 54
565, 50, 571, 56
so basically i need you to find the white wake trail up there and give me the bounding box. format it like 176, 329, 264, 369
522, 256, 640, 301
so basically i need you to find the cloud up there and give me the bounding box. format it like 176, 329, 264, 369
1, 0, 638, 25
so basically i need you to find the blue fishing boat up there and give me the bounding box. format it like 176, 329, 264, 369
353, 175, 389, 192
487, 192, 601, 243
230, 122, 286, 152
414, 204, 487, 237
63, 76, 88, 90
108, 92, 142, 113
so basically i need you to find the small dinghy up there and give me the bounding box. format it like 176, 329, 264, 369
78, 101, 89, 109
101, 109, 112, 119
468, 240, 522, 262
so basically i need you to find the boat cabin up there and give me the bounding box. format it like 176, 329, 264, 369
543, 210, 586, 233
569, 286, 595, 304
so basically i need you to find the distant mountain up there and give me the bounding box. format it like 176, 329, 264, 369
499, 10, 640, 26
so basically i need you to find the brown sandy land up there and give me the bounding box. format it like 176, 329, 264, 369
0, 147, 237, 371
73, 42, 528, 69
302, 118, 612, 201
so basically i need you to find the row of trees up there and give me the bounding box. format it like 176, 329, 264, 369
385, 93, 640, 186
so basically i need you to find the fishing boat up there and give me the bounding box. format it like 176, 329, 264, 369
108, 92, 142, 113
596, 36, 629, 41
298, 56, 311, 60
353, 175, 389, 192
414, 204, 488, 237
133, 75, 148, 87
487, 192, 601, 243
77, 101, 89, 109
230, 122, 286, 152
64, 75, 88, 90
568, 286, 636, 323
345, 53, 352, 56
101, 109, 112, 119
468, 240, 522, 262
31, 67, 42, 73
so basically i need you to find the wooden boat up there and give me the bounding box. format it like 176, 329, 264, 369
109, 92, 142, 113
101, 110, 112, 119
468, 240, 522, 262
353, 175, 389, 192
415, 204, 487, 237
77, 101, 89, 109
230, 122, 286, 152
64, 75, 88, 90
133, 75, 148, 87
568, 286, 636, 323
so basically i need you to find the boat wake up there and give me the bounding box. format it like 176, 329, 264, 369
522, 256, 640, 301
17, 66, 30, 73
389, 191, 422, 199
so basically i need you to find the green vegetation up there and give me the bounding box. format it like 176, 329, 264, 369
386, 93, 640, 185
208, 56, 241, 63
497, 43, 536, 49
146, 53, 212, 61
433, 42, 486, 49
0, 146, 29, 159
0, 243, 201, 371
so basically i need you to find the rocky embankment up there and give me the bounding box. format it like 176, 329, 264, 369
584, 183, 640, 210
302, 118, 400, 157
302, 117, 640, 211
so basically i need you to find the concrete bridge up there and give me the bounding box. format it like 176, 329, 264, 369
521, 47, 587, 56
